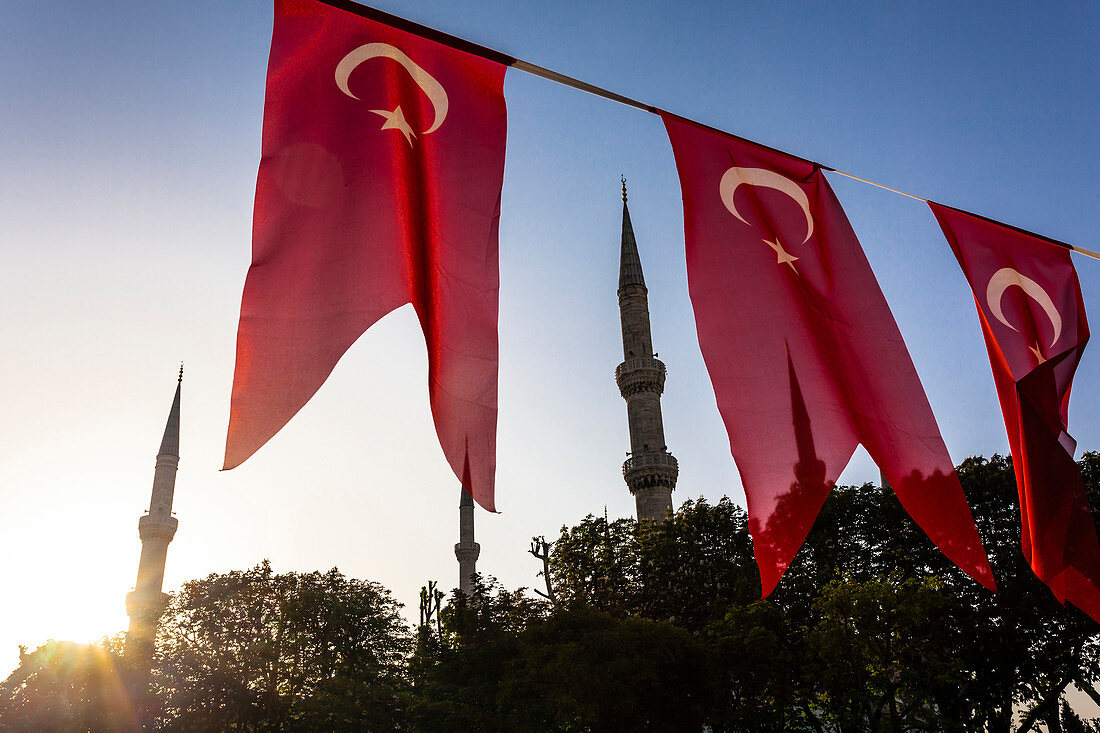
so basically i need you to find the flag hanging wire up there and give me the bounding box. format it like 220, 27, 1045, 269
829, 170, 927, 204
318, 0, 1100, 263
511, 60, 657, 114
826, 172, 1100, 260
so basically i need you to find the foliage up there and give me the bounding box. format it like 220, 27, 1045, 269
549, 514, 642, 614
550, 497, 759, 629
803, 576, 965, 731
5, 454, 1100, 731
407, 576, 548, 730
500, 606, 714, 732
154, 561, 412, 731
409, 578, 712, 732
539, 454, 1100, 732
0, 639, 140, 732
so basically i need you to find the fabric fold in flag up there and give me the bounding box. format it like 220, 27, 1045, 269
224, 0, 507, 511
932, 203, 1100, 622
661, 112, 994, 595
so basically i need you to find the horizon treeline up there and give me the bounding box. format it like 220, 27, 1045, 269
2, 453, 1099, 732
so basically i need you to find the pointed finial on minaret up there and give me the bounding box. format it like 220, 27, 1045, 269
178, 362, 184, 383
618, 180, 645, 291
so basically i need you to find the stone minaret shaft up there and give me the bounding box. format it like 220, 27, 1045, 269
125, 370, 182, 664
455, 488, 480, 594
615, 181, 677, 522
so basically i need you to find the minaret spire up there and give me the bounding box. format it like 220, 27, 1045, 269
125, 370, 183, 665
618, 180, 647, 293
455, 487, 480, 594
157, 365, 182, 458
614, 181, 677, 522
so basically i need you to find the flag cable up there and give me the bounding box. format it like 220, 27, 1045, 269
320, 0, 1100, 262
828, 170, 927, 204
827, 172, 1100, 260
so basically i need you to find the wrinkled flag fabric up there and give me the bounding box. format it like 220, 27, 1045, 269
663, 113, 994, 595
933, 202, 1100, 621
225, 0, 507, 511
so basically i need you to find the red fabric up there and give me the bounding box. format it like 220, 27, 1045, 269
224, 0, 506, 511
662, 113, 994, 595
932, 203, 1100, 621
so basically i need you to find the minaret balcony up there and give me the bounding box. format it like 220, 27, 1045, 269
454, 542, 481, 564
615, 357, 666, 397
125, 589, 170, 619
622, 451, 679, 491
138, 514, 179, 543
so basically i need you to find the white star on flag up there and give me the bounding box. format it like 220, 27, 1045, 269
370, 105, 416, 146
764, 237, 799, 272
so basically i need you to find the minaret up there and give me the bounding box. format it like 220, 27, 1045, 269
454, 488, 480, 594
615, 179, 678, 522
125, 367, 182, 664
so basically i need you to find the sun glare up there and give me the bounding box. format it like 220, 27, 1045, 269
0, 468, 135, 675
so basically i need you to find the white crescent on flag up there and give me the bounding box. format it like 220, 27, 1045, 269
719, 167, 814, 244
985, 267, 1063, 348
335, 42, 449, 145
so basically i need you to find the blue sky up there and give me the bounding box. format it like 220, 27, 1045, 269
1, 0, 1097, 672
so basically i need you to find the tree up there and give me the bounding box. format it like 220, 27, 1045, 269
548, 497, 759, 629
542, 455, 1100, 731
154, 561, 411, 731
802, 577, 967, 732
549, 514, 641, 615
409, 578, 713, 732
936, 455, 1100, 732
6, 454, 1099, 730
0, 639, 139, 732
408, 576, 548, 731
500, 606, 715, 733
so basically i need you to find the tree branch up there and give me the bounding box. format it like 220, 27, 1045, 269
1016, 675, 1071, 733
799, 700, 826, 733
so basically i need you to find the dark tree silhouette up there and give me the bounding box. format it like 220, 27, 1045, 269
0, 638, 140, 732
4, 454, 1099, 731
154, 561, 411, 731
537, 454, 1100, 731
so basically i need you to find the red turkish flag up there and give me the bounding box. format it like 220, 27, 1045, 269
932, 203, 1100, 621
224, 0, 508, 511
662, 113, 994, 595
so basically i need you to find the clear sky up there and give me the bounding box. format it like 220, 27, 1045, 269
1, 0, 1098, 676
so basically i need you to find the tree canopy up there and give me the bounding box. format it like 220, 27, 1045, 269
3, 453, 1099, 731
411, 453, 1100, 732
154, 561, 411, 731
0, 639, 137, 732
